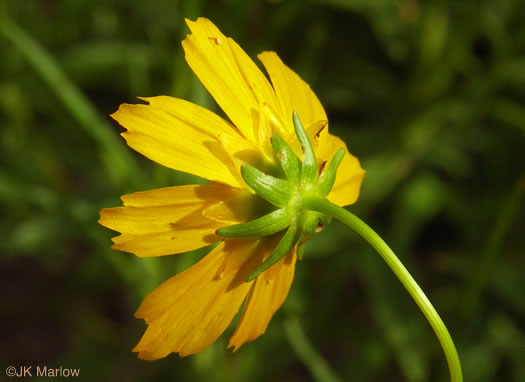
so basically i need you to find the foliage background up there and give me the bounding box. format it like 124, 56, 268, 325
2, 0, 524, 381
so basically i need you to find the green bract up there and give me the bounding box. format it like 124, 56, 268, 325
216, 111, 345, 280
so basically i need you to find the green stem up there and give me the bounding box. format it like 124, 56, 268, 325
303, 196, 463, 382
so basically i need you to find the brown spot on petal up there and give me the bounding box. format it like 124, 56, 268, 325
208, 36, 222, 45
315, 121, 328, 139
318, 160, 327, 175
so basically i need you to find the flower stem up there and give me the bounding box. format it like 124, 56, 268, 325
303, 196, 463, 382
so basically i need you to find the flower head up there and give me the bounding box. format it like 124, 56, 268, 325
99, 17, 364, 359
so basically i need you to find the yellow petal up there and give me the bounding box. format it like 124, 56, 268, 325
119, 182, 234, 207
258, 50, 365, 204
319, 133, 366, 207
111, 96, 241, 186
202, 190, 264, 224
133, 239, 263, 359
228, 247, 297, 351
99, 184, 248, 257
285, 119, 328, 161
217, 131, 264, 186
109, 228, 218, 258
258, 51, 327, 135
182, 18, 280, 142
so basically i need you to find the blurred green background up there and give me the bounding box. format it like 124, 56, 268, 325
2, 0, 524, 381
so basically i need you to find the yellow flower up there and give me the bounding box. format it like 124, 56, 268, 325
99, 17, 365, 359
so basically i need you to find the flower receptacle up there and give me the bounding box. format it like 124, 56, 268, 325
216, 111, 345, 280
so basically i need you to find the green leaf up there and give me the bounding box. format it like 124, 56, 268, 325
293, 111, 318, 189
271, 133, 301, 184
241, 163, 293, 207
216, 208, 291, 238
247, 224, 300, 281
318, 147, 345, 197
